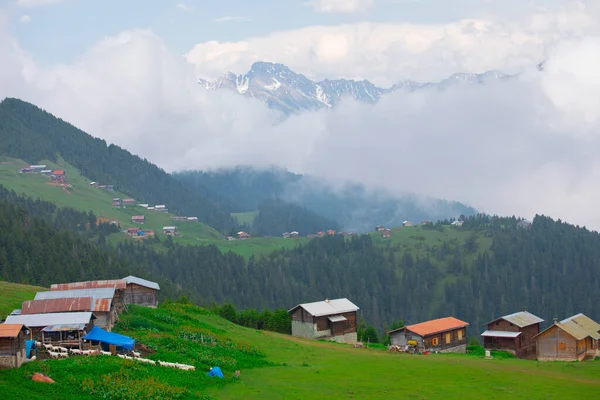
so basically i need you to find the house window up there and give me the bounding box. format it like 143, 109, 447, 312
432, 337, 439, 346
445, 333, 451, 344
458, 330, 463, 340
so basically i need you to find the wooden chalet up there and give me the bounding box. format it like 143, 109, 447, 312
121, 199, 135, 206
123, 276, 160, 307
389, 317, 469, 353
282, 232, 291, 239
4, 312, 95, 347
534, 314, 600, 362
290, 231, 299, 238
382, 228, 391, 238
402, 221, 413, 227
131, 215, 145, 224
34, 288, 119, 330
0, 324, 27, 369
288, 298, 359, 343
127, 227, 141, 236
375, 225, 385, 231
163, 226, 178, 236
481, 310, 544, 358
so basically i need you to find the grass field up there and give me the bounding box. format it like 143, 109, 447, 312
0, 281, 46, 319
0, 299, 598, 400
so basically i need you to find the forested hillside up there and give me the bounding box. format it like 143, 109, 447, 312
1, 183, 598, 336
0, 98, 236, 233
175, 167, 477, 233
0, 186, 181, 299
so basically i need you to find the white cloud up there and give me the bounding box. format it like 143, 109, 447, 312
186, 1, 598, 86
213, 16, 250, 23
4, 2, 600, 230
176, 3, 191, 12
19, 15, 31, 23
15, 0, 64, 7
308, 0, 374, 13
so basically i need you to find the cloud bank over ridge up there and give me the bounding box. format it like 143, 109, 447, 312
2, 2, 600, 229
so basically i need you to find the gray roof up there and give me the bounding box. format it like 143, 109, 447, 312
486, 311, 544, 328
559, 314, 600, 340
5, 312, 94, 328
123, 275, 160, 290
480, 330, 521, 338
288, 298, 359, 317
35, 288, 115, 300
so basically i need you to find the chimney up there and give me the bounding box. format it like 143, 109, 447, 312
553, 317, 558, 323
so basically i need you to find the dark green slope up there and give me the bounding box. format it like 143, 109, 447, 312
0, 98, 236, 233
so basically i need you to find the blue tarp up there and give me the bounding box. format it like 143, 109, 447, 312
25, 340, 36, 358
206, 366, 224, 378
83, 326, 136, 350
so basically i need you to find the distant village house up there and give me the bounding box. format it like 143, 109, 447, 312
237, 231, 250, 240
131, 216, 145, 224
186, 217, 198, 222
375, 225, 385, 232
288, 298, 359, 343
163, 226, 178, 236
388, 317, 469, 353
121, 199, 135, 206
402, 221, 413, 227
382, 228, 391, 238
290, 231, 299, 238
481, 310, 544, 358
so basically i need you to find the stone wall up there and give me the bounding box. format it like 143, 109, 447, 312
438, 343, 467, 354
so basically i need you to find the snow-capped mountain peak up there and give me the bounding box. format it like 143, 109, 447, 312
198, 62, 512, 115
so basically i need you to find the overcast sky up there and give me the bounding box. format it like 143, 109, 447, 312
2, 0, 600, 229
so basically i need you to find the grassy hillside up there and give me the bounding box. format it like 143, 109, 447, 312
0, 281, 46, 320
0, 302, 598, 400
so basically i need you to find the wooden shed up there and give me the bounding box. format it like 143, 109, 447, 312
481, 309, 544, 358
535, 314, 600, 362
388, 317, 469, 353
4, 312, 95, 348
288, 298, 359, 343
0, 324, 27, 369
123, 276, 160, 307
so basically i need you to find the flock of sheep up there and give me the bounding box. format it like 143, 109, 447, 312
39, 341, 196, 371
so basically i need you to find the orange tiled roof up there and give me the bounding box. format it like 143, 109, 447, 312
406, 317, 469, 337
0, 324, 24, 338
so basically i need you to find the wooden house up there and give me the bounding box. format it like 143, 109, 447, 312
4, 312, 95, 347
20, 297, 116, 331
122, 276, 160, 307
127, 227, 141, 236
163, 226, 178, 236
388, 317, 469, 353
534, 314, 600, 362
282, 232, 291, 239
50, 279, 126, 314
33, 288, 118, 330
237, 231, 250, 240
186, 217, 198, 221
402, 221, 413, 227
451, 220, 464, 227
131, 216, 145, 224
327, 229, 336, 236
288, 298, 359, 343
121, 199, 135, 206
375, 225, 385, 231
0, 324, 27, 369
112, 198, 122, 207
481, 310, 544, 358
382, 228, 391, 238
290, 231, 299, 238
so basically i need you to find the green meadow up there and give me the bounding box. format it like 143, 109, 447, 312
1, 298, 598, 400
0, 281, 46, 319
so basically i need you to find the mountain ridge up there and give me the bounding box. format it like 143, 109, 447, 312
198, 61, 511, 114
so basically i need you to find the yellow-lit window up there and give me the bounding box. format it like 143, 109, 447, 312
445, 333, 451, 344
458, 330, 463, 340
432, 337, 439, 346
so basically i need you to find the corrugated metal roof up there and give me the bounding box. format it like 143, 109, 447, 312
36, 288, 115, 300
480, 330, 521, 338
403, 317, 469, 337
42, 323, 87, 332
486, 311, 544, 328
288, 298, 359, 317
21, 298, 93, 314
5, 312, 94, 328
560, 314, 600, 340
328, 315, 348, 323
123, 275, 160, 290
21, 297, 112, 314
50, 279, 126, 291
0, 324, 25, 338
10, 309, 21, 315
